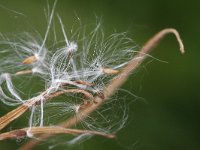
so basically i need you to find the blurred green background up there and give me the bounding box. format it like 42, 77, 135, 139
0, 0, 199, 150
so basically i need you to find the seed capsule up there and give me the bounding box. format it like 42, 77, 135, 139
15, 70, 32, 75
103, 68, 119, 75
23, 55, 38, 64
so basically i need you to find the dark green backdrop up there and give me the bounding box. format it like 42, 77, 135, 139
0, 0, 199, 150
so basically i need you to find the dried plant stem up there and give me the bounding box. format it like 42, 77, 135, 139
0, 126, 115, 140
20, 28, 184, 150
0, 98, 39, 130
0, 104, 29, 131
0, 89, 92, 130
104, 28, 184, 99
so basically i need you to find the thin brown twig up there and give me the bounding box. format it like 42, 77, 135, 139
0, 126, 115, 140
20, 28, 184, 150
75, 80, 94, 86
0, 98, 38, 131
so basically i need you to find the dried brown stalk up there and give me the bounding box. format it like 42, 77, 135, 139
0, 28, 184, 149
19, 28, 184, 150
0, 104, 29, 131
61, 28, 185, 128
75, 80, 94, 86
0, 126, 115, 140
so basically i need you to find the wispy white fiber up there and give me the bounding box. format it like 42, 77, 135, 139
0, 73, 24, 105
0, 1, 140, 147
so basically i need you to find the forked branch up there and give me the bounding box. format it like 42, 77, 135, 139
19, 28, 184, 150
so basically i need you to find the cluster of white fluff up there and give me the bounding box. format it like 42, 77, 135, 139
0, 0, 138, 148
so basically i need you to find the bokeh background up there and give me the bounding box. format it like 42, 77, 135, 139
0, 0, 199, 150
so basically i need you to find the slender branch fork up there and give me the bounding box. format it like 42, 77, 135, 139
0, 28, 184, 150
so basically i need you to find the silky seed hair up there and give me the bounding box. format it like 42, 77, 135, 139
0, 0, 137, 145
0, 0, 184, 149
